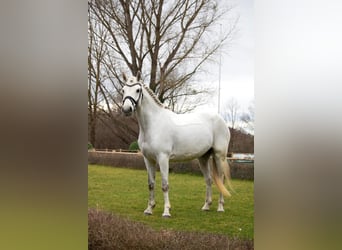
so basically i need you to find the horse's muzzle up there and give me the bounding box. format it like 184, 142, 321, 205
122, 105, 133, 116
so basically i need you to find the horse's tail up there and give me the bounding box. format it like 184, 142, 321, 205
211, 157, 233, 197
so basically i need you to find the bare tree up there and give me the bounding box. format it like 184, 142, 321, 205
222, 97, 240, 129
89, 4, 138, 147
158, 70, 215, 113
88, 0, 238, 146
241, 100, 254, 134
89, 0, 237, 110
88, 5, 108, 146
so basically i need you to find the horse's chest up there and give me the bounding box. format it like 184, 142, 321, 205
138, 135, 163, 159
139, 142, 160, 161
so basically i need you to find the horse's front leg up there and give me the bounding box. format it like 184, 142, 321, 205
143, 157, 156, 215
158, 154, 171, 217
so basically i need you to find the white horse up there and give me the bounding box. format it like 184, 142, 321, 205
121, 73, 232, 217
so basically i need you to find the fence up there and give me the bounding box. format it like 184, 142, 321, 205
88, 150, 253, 180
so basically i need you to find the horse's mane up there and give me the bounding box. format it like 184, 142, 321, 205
141, 84, 166, 109
126, 75, 166, 109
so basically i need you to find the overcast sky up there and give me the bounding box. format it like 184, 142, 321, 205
198, 0, 254, 114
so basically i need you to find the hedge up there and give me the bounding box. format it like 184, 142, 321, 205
88, 151, 253, 180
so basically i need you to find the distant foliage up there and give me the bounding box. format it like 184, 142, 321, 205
228, 128, 254, 153
129, 141, 140, 151
90, 111, 139, 149
88, 142, 94, 150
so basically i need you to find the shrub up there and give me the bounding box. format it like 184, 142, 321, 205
129, 141, 140, 151
88, 142, 94, 150
88, 208, 254, 250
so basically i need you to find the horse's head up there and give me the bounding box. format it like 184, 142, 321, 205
121, 72, 143, 116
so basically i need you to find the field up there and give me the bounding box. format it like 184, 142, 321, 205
88, 165, 254, 240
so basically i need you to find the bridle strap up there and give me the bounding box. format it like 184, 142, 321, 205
123, 95, 137, 106
125, 83, 142, 87
122, 83, 143, 109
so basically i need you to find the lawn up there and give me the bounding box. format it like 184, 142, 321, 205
88, 165, 254, 239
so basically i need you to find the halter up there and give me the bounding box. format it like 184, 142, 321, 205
122, 82, 144, 111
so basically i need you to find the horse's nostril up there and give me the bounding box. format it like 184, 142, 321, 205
122, 105, 133, 115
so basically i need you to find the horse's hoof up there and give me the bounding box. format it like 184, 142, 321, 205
144, 210, 153, 215
217, 208, 225, 212
202, 206, 210, 211
162, 213, 171, 218
202, 204, 211, 211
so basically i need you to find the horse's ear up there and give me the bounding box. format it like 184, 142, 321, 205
136, 71, 141, 81
122, 72, 127, 82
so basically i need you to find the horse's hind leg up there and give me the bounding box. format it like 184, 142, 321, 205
217, 174, 225, 212
198, 154, 212, 211
144, 157, 156, 215
213, 153, 228, 212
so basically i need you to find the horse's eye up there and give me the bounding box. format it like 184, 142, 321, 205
121, 89, 124, 94
136, 89, 140, 93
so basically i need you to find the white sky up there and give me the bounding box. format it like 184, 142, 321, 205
196, 0, 254, 114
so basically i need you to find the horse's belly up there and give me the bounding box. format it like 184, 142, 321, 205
169, 129, 213, 162
169, 150, 209, 162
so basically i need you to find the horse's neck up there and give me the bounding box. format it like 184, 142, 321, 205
136, 89, 165, 134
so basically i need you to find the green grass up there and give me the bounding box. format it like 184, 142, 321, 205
88, 165, 254, 239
